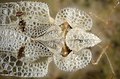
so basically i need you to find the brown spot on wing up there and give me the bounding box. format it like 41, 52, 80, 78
19, 20, 26, 32
17, 46, 25, 59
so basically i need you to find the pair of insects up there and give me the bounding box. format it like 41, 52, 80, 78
0, 1, 102, 77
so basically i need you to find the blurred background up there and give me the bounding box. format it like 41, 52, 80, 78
0, 0, 120, 79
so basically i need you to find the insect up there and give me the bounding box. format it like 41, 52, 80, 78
0, 1, 102, 77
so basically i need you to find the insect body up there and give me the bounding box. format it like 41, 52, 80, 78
0, 1, 101, 77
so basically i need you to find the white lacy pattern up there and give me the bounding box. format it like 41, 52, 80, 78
66, 28, 101, 51
55, 8, 92, 30
0, 51, 51, 77
0, 1, 101, 77
54, 49, 92, 71
0, 27, 30, 52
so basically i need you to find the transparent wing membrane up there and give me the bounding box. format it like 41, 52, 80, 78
0, 28, 29, 52
0, 1, 51, 25
23, 23, 52, 38
23, 40, 53, 62
0, 3, 19, 25
0, 51, 51, 77
41, 40, 62, 54
38, 25, 62, 41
